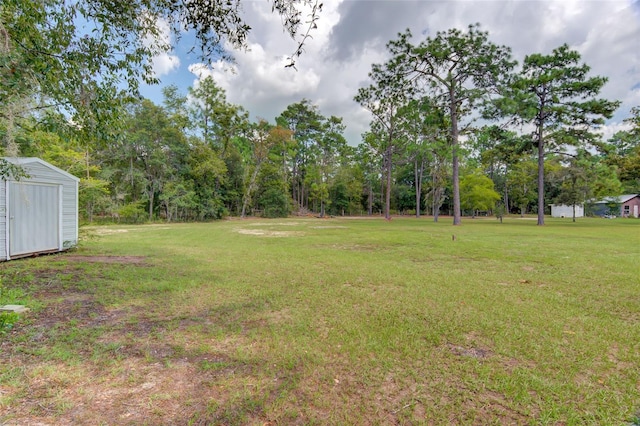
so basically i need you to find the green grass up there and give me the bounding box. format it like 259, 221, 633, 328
1, 216, 639, 424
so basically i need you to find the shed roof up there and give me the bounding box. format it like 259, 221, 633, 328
2, 157, 80, 182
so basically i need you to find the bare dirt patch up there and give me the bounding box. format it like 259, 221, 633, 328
235, 228, 304, 237
92, 228, 130, 235
61, 255, 147, 265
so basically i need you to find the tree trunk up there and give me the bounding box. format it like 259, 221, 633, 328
503, 165, 509, 214
384, 144, 392, 220
241, 164, 262, 218
536, 123, 545, 226
87, 202, 93, 223
415, 158, 423, 218
450, 89, 461, 225
148, 190, 154, 221
572, 204, 576, 222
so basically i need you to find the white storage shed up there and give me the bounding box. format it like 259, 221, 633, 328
1, 157, 79, 261
550, 203, 584, 218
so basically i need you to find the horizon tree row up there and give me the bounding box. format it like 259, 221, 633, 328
355, 24, 627, 225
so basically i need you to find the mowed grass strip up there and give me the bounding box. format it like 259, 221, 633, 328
0, 217, 638, 424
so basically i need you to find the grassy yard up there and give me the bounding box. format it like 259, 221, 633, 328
0, 216, 639, 425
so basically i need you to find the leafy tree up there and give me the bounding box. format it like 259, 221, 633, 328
355, 51, 410, 220
276, 99, 324, 211
601, 106, 640, 193
276, 100, 347, 216
122, 99, 189, 220
256, 162, 291, 218
0, 0, 321, 146
312, 116, 348, 217
460, 172, 501, 217
80, 178, 111, 223
117, 201, 146, 224
389, 24, 515, 225
424, 147, 451, 221
355, 139, 383, 216
309, 179, 330, 216
329, 163, 363, 216
241, 122, 291, 217
507, 157, 538, 216
162, 85, 191, 132
159, 181, 197, 222
397, 98, 448, 218
503, 44, 620, 225
188, 140, 228, 220
188, 76, 248, 154
469, 125, 529, 213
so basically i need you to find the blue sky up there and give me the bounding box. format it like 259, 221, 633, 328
139, 0, 640, 145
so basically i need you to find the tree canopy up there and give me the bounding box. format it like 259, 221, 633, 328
0, 0, 321, 150
500, 44, 619, 225
1, 15, 636, 224
385, 24, 516, 225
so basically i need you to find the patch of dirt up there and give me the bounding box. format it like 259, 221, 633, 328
235, 228, 304, 237
93, 228, 130, 235
322, 243, 381, 251
310, 226, 348, 229
61, 255, 147, 264
241, 221, 301, 226
448, 344, 493, 359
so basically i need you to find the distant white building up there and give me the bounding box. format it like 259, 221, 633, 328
550, 204, 584, 218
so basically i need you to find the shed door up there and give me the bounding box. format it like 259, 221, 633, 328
9, 182, 60, 256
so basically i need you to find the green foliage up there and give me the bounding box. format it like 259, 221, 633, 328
3, 13, 632, 227
188, 76, 249, 153
328, 166, 363, 216
354, 45, 412, 220
0, 0, 320, 148
159, 181, 198, 221
0, 158, 28, 180
554, 152, 621, 220
460, 172, 501, 214
259, 188, 290, 218
388, 24, 516, 224
601, 107, 640, 193
117, 201, 146, 223
507, 158, 538, 215
504, 44, 620, 225
80, 177, 111, 222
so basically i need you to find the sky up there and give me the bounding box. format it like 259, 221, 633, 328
139, 0, 640, 146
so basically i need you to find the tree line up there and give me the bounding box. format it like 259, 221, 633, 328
355, 24, 637, 225
1, 4, 638, 223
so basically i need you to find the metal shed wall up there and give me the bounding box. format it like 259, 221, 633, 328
1, 158, 79, 261
551, 204, 584, 218
0, 179, 5, 259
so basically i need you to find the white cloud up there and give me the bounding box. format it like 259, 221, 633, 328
161, 0, 640, 146
152, 53, 180, 77
598, 121, 633, 142
143, 16, 181, 77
